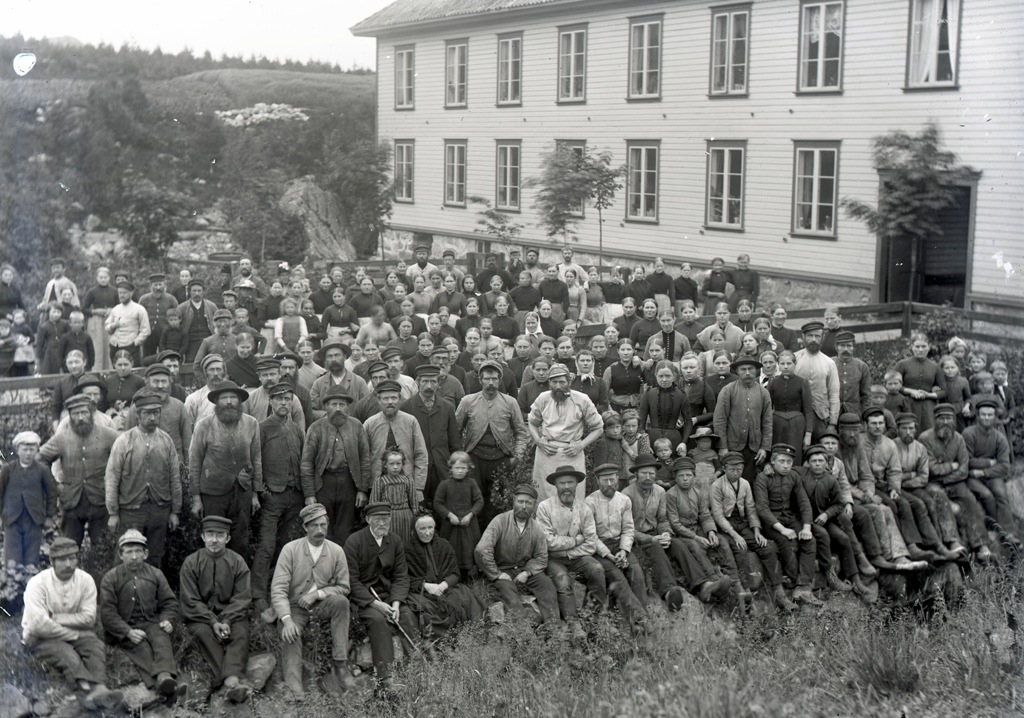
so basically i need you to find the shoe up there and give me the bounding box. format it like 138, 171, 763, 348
664, 586, 686, 612
773, 586, 797, 612
826, 570, 853, 592
156, 673, 177, 696
792, 587, 824, 606
374, 679, 396, 702
90, 687, 124, 712
699, 576, 733, 603
905, 544, 939, 563
855, 553, 878, 577
165, 681, 187, 708
225, 683, 252, 704
947, 542, 969, 558
975, 545, 993, 563
852, 577, 878, 605
893, 557, 930, 572
869, 556, 898, 571
736, 590, 753, 614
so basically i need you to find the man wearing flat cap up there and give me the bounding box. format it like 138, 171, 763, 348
275, 350, 315, 426
429, 344, 466, 406
192, 308, 238, 382
140, 273, 178, 360
105, 279, 150, 366
105, 392, 182, 566
22, 537, 124, 712
242, 356, 306, 430
794, 321, 841, 441
365, 379, 429, 502
344, 502, 423, 695
962, 396, 1020, 548
310, 338, 370, 420
402, 363, 463, 507
529, 363, 604, 504
713, 356, 773, 480
38, 394, 119, 548
301, 383, 372, 544
406, 244, 439, 283
271, 502, 356, 700
475, 483, 561, 626
179, 516, 253, 703
189, 381, 263, 559
352, 360, 390, 422
157, 349, 189, 402
124, 363, 192, 462
179, 278, 219, 365
185, 353, 228, 426
833, 331, 871, 416
100, 529, 186, 706
380, 345, 418, 398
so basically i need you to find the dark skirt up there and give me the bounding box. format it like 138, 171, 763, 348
772, 410, 806, 465
440, 520, 481, 573
406, 584, 485, 640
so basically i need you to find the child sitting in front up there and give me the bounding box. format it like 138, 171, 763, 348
652, 437, 676, 490
369, 449, 418, 545
687, 427, 722, 493
432, 451, 483, 578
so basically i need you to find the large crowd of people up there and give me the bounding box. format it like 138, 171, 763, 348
0, 246, 1020, 707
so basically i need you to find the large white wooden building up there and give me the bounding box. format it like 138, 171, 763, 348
352, 0, 1023, 310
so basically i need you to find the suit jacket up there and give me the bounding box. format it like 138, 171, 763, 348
364, 411, 429, 492
401, 394, 463, 484
344, 527, 410, 607
300, 415, 372, 496
179, 299, 218, 345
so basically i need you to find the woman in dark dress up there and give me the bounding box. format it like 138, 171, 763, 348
404, 513, 485, 640
767, 350, 814, 464
104, 349, 146, 429
895, 332, 945, 431
604, 339, 645, 412
679, 353, 717, 428
638, 360, 693, 447
704, 350, 737, 398
701, 257, 731, 315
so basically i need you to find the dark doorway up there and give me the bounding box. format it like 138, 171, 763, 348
881, 185, 971, 306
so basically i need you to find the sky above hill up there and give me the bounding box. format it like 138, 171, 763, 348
4, 0, 396, 69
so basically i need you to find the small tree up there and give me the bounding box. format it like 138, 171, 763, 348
469, 196, 523, 256
842, 123, 977, 301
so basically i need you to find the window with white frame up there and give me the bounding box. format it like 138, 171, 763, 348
558, 26, 587, 101
793, 144, 839, 236
710, 6, 749, 95
555, 140, 587, 216
445, 40, 468, 107
706, 143, 745, 228
497, 34, 522, 105
496, 142, 521, 210
799, 1, 843, 91
907, 0, 959, 87
444, 141, 467, 206
394, 141, 414, 202
394, 46, 414, 109
629, 17, 662, 99
627, 142, 659, 221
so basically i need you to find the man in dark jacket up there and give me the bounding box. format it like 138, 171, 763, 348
401, 364, 463, 507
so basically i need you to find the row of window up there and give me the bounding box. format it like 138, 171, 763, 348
393, 0, 959, 109
392, 139, 841, 238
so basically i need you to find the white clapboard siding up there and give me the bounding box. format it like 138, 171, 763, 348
371, 0, 1024, 302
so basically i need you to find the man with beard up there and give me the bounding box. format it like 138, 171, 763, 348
521, 248, 543, 286
475, 483, 560, 626
192, 310, 238, 382
893, 413, 966, 560
301, 384, 372, 544
793, 321, 840, 441
919, 404, 993, 562
475, 254, 515, 298
402, 364, 462, 507
51, 350, 88, 428
22, 537, 124, 711
226, 332, 260, 389
344, 502, 423, 697
253, 383, 307, 609
310, 339, 370, 420
233, 257, 268, 299
860, 407, 944, 563
365, 380, 429, 502
405, 244, 439, 283
189, 381, 263, 560
243, 356, 306, 429
430, 345, 466, 406
352, 360, 390, 422
586, 463, 650, 609
124, 364, 192, 462
529, 364, 603, 504
179, 279, 219, 365
276, 350, 315, 427
105, 280, 150, 366
140, 274, 179, 360
100, 530, 186, 706
713, 357, 773, 480
554, 246, 586, 287
833, 331, 872, 416
963, 397, 1020, 548
454, 360, 529, 523
753, 444, 823, 606
179, 516, 253, 703
105, 392, 182, 566
186, 354, 227, 425
59, 374, 115, 429
156, 350, 189, 402
271, 503, 356, 701
39, 394, 119, 548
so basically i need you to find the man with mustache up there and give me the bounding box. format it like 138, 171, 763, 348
833, 331, 872, 416
528, 364, 604, 504
301, 384, 372, 545
185, 354, 227, 426
352, 360, 390, 423
275, 350, 315, 427
38, 394, 119, 548
189, 381, 262, 560
105, 391, 182, 567
962, 397, 1021, 548
124, 363, 192, 463
713, 356, 773, 480
402, 364, 462, 507
918, 403, 992, 562
271, 502, 357, 701
793, 321, 841, 442
243, 356, 306, 430
365, 380, 429, 504
309, 339, 371, 421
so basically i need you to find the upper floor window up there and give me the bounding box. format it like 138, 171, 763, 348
558, 26, 587, 102
394, 46, 414, 109
793, 143, 839, 237
706, 142, 745, 229
710, 6, 749, 95
496, 142, 521, 210
907, 0, 959, 87
626, 141, 659, 222
629, 17, 662, 99
444, 141, 467, 206
497, 34, 522, 105
799, 1, 843, 91
445, 40, 468, 107
394, 141, 414, 202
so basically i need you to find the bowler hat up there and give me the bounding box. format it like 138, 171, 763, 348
732, 356, 762, 371
207, 380, 249, 404
73, 374, 106, 395
545, 465, 586, 485
630, 453, 662, 473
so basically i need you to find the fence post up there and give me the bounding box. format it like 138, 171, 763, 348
901, 302, 912, 340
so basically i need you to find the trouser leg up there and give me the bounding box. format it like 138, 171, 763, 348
760, 526, 797, 585
597, 557, 645, 623
879, 494, 923, 546
640, 542, 678, 596
252, 489, 302, 598
62, 498, 87, 547
707, 539, 739, 580
782, 519, 817, 587
28, 636, 103, 686
966, 477, 998, 528
943, 482, 987, 549
279, 608, 307, 692
623, 552, 649, 606
904, 491, 942, 548
851, 504, 884, 558
319, 471, 356, 545
878, 503, 911, 560
985, 478, 1018, 535
144, 622, 177, 678
810, 524, 833, 574
524, 573, 561, 623
566, 555, 608, 608
728, 518, 782, 588
188, 623, 225, 685
825, 522, 858, 577
912, 487, 958, 544
121, 502, 171, 566
545, 559, 578, 620
315, 595, 351, 662
359, 606, 396, 679
674, 537, 721, 589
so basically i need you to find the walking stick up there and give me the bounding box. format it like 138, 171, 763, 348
370, 586, 427, 662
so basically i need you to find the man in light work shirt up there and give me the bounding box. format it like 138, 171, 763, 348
794, 321, 841, 441
104, 280, 150, 365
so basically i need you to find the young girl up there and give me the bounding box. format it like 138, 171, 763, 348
965, 351, 988, 390
895, 333, 944, 431
274, 297, 308, 353
432, 451, 483, 575
704, 350, 737, 398
937, 354, 971, 431
35, 303, 68, 375
737, 332, 760, 359
370, 449, 419, 544
639, 359, 690, 448
620, 409, 651, 477
10, 308, 36, 376
686, 427, 722, 488
767, 350, 813, 465
300, 299, 323, 349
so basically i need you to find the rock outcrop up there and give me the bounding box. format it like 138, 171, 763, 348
279, 176, 357, 262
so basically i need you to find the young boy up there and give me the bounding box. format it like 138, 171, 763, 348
591, 411, 629, 489
157, 308, 186, 357
58, 310, 95, 371
10, 307, 36, 376
0, 431, 59, 567
36, 302, 68, 375
652, 437, 676, 490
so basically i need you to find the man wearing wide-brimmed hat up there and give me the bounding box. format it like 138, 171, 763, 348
713, 355, 773, 479
310, 338, 370, 421
22, 537, 124, 712
189, 380, 262, 559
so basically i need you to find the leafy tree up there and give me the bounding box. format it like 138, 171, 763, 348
115, 176, 191, 260
842, 123, 977, 300
469, 196, 523, 255
323, 135, 394, 258
223, 172, 306, 264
